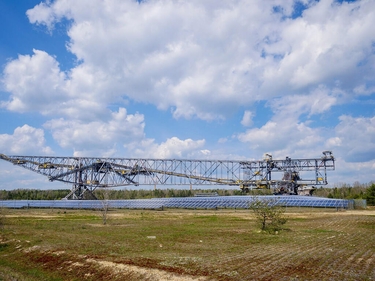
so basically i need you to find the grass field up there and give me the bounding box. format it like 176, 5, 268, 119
0, 207, 374, 280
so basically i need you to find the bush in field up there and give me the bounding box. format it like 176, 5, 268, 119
249, 198, 287, 234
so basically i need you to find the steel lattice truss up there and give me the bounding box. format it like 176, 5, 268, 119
0, 151, 335, 199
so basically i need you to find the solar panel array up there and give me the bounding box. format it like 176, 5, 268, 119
0, 195, 351, 209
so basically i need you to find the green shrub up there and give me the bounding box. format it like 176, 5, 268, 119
249, 198, 287, 234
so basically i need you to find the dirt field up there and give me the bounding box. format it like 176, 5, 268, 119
1, 207, 374, 280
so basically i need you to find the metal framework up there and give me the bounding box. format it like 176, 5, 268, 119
0, 151, 335, 200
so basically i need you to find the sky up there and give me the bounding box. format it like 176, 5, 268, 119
0, 0, 374, 190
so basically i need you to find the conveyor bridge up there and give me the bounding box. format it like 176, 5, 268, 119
0, 151, 335, 199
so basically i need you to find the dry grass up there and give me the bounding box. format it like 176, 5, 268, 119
0, 207, 374, 280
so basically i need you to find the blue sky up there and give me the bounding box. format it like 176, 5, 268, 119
1, 0, 374, 190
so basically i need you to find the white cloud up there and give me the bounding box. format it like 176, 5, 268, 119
2, 50, 67, 113
125, 137, 206, 159
262, 0, 375, 93
268, 85, 340, 118
327, 115, 375, 163
0, 125, 53, 155
329, 156, 375, 186
237, 87, 338, 157
26, 1, 58, 30
151, 137, 205, 159
13, 0, 373, 121
1, 50, 122, 120
200, 149, 211, 156
241, 110, 254, 127
44, 107, 145, 157
238, 119, 323, 157
354, 84, 375, 96
325, 137, 342, 147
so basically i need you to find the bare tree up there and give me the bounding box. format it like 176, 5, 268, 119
97, 188, 110, 225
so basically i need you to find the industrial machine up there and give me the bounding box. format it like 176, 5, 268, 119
0, 151, 335, 199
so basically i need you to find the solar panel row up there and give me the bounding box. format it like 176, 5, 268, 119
0, 195, 351, 209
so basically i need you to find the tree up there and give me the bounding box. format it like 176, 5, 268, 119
365, 184, 375, 206
96, 188, 111, 225
249, 197, 287, 234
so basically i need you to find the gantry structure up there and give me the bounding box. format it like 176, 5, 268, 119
0, 151, 335, 200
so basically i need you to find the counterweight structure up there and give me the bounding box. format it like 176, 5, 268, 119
0, 151, 335, 200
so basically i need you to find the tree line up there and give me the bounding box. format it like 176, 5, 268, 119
0, 182, 374, 205
0, 188, 270, 200
314, 181, 374, 203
